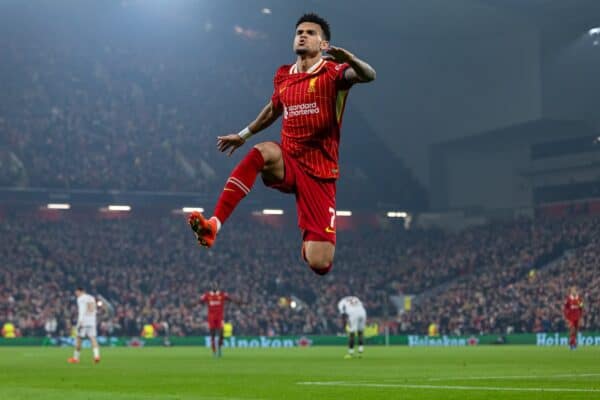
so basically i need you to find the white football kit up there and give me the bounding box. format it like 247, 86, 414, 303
77, 293, 97, 338
338, 296, 367, 332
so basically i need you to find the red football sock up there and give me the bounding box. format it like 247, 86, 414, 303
211, 336, 216, 352
214, 148, 265, 225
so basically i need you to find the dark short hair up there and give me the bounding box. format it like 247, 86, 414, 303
296, 13, 331, 41
76, 287, 83, 292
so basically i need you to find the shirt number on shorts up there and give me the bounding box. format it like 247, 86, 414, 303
329, 207, 336, 229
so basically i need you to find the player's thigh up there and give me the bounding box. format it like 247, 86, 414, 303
85, 326, 98, 339
304, 240, 335, 267
297, 177, 336, 266
347, 315, 358, 332
254, 142, 284, 183
357, 314, 367, 331
77, 326, 87, 339
209, 319, 223, 332
570, 319, 580, 329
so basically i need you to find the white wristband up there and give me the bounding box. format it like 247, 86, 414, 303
238, 127, 253, 141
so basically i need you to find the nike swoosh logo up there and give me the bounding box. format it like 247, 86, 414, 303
224, 188, 236, 192
279, 86, 287, 94
325, 227, 336, 233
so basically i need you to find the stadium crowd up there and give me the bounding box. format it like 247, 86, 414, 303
1, 211, 598, 338
405, 217, 600, 335
0, 39, 245, 192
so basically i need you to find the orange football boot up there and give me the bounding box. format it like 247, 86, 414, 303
188, 211, 217, 248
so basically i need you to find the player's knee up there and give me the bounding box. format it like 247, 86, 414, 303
307, 258, 333, 276
310, 264, 332, 275
253, 142, 281, 165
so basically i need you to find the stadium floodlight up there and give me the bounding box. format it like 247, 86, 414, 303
47, 203, 71, 210
290, 300, 297, 309
589, 27, 600, 36
387, 211, 408, 218
108, 205, 131, 212
262, 209, 284, 215
336, 210, 352, 216
182, 207, 204, 213
261, 8, 271, 15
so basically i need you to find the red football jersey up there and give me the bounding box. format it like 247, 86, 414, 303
271, 59, 353, 179
200, 291, 231, 320
563, 294, 583, 321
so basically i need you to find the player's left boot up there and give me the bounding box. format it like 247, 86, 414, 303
343, 354, 353, 359
188, 211, 217, 248
94, 357, 101, 364
67, 357, 80, 364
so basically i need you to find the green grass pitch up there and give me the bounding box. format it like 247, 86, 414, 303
1, 346, 600, 399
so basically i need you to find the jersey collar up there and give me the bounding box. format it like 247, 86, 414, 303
290, 58, 325, 75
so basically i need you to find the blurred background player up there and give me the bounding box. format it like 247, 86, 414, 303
563, 286, 584, 350
68, 288, 100, 364
200, 282, 242, 357
337, 296, 367, 359
188, 13, 376, 276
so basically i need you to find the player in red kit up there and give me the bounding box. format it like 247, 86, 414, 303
188, 13, 376, 275
200, 282, 241, 357
563, 286, 584, 350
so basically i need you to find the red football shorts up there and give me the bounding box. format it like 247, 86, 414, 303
264, 144, 337, 244
567, 318, 580, 329
207, 317, 223, 330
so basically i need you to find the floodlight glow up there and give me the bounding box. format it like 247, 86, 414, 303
589, 27, 600, 36
387, 211, 408, 218
182, 207, 204, 213
262, 209, 284, 215
108, 205, 131, 211
290, 300, 297, 309
261, 8, 271, 15
336, 210, 352, 216
47, 203, 71, 210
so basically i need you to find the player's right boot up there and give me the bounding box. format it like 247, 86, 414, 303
67, 357, 80, 364
188, 211, 217, 248
343, 354, 353, 360
94, 357, 101, 364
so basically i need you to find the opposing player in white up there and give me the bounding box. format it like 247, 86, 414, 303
68, 287, 101, 364
338, 296, 366, 359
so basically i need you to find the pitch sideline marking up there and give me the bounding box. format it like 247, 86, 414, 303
297, 381, 600, 393
427, 373, 600, 381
